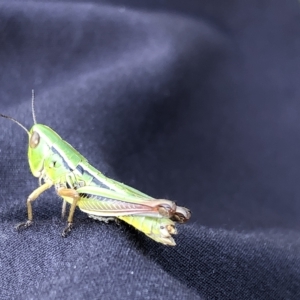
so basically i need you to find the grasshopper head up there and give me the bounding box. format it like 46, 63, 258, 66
28, 124, 61, 178
28, 123, 83, 181
28, 124, 52, 177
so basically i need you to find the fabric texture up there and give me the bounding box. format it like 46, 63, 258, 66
0, 0, 300, 299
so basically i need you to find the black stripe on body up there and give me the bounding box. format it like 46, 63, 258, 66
76, 164, 84, 175
50, 146, 110, 189
91, 176, 109, 188
75, 164, 109, 189
51, 146, 73, 171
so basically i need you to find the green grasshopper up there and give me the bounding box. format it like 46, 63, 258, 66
0, 91, 191, 246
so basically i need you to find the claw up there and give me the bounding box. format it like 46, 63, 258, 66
15, 220, 33, 231
61, 222, 74, 237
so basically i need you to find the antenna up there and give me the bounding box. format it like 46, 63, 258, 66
31, 89, 37, 124
0, 114, 30, 136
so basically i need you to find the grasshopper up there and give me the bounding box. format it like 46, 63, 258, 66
0, 91, 191, 245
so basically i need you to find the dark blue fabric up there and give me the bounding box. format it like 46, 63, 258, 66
0, 1, 300, 299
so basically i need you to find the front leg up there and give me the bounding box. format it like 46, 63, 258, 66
57, 188, 80, 237
16, 181, 53, 231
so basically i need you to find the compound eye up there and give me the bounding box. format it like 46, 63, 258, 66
29, 131, 40, 148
